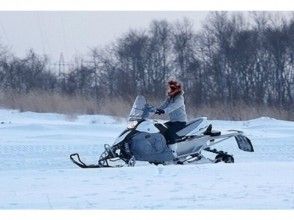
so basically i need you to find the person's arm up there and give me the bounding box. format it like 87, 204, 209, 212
155, 98, 170, 115
161, 96, 184, 114
158, 98, 169, 110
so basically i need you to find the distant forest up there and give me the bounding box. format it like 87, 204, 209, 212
0, 12, 293, 120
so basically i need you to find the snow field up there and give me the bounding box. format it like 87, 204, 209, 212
0, 109, 293, 209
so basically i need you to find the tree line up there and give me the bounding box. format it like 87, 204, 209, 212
0, 12, 293, 116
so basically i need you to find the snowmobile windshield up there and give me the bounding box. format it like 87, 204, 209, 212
128, 95, 154, 121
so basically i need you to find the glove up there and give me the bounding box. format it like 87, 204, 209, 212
155, 109, 165, 115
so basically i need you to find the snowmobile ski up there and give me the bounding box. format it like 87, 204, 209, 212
70, 153, 102, 168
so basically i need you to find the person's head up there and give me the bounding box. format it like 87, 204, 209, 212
167, 79, 182, 97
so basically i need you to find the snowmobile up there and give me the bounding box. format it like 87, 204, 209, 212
70, 95, 254, 168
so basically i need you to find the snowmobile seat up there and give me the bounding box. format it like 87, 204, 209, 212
176, 118, 205, 137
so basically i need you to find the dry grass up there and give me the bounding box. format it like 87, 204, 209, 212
0, 91, 99, 115
98, 97, 132, 118
0, 91, 292, 121
0, 90, 134, 120
187, 102, 293, 121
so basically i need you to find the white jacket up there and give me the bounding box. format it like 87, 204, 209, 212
159, 93, 187, 122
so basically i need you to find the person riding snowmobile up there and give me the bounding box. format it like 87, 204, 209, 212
155, 79, 187, 144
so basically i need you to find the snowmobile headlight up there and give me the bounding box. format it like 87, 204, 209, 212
127, 120, 138, 129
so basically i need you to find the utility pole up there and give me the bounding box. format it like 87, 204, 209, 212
58, 52, 66, 92
58, 52, 65, 77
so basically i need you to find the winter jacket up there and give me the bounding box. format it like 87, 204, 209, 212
159, 93, 187, 122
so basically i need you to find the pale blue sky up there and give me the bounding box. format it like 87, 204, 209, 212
0, 11, 208, 63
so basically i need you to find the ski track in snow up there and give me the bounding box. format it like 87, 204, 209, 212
0, 109, 293, 209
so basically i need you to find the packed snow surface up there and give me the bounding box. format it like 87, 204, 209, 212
0, 109, 293, 209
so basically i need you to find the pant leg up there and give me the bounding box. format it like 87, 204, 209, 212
164, 121, 186, 144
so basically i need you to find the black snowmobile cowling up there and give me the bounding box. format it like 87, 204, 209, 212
70, 95, 254, 168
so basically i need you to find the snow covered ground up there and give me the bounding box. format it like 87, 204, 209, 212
0, 109, 293, 209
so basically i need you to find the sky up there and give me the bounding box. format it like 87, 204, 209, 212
0, 11, 208, 63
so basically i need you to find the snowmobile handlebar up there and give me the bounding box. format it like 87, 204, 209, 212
139, 104, 156, 119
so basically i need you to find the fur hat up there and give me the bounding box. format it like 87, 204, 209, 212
167, 80, 182, 97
